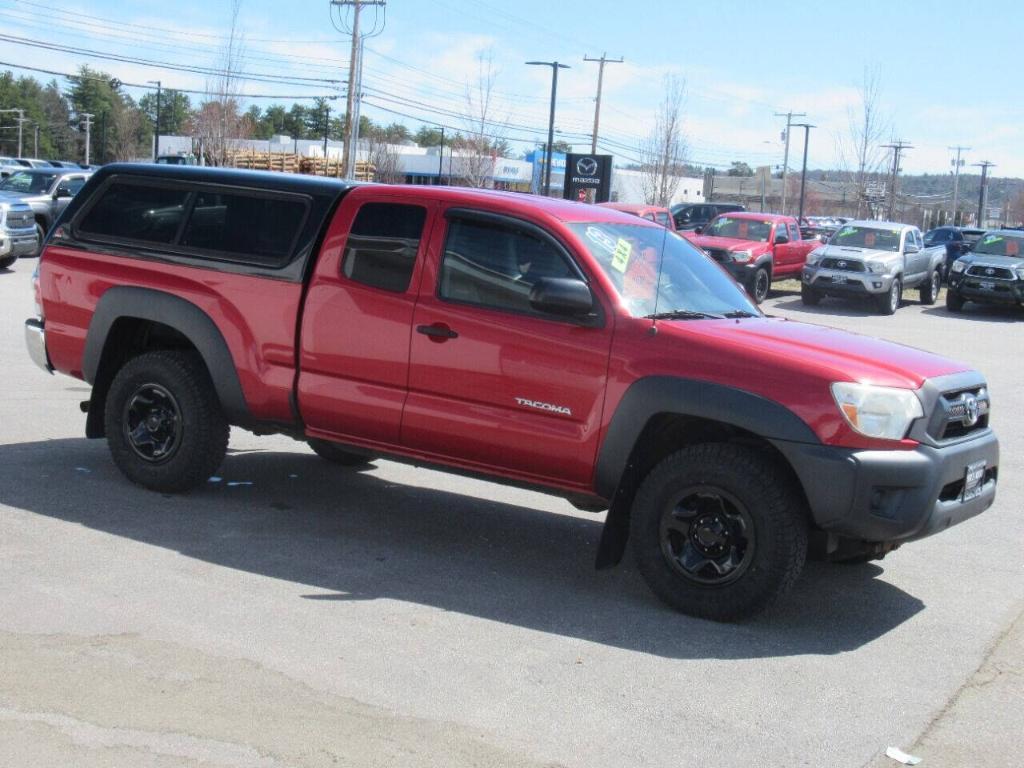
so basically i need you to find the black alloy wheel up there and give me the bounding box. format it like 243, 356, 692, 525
123, 383, 183, 463
751, 266, 771, 304
659, 486, 755, 586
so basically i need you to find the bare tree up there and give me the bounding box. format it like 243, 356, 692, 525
457, 49, 508, 188
640, 75, 687, 206
109, 100, 143, 161
195, 0, 248, 165
835, 65, 891, 217
362, 129, 403, 183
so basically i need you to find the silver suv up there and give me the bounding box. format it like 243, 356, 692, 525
0, 200, 38, 269
800, 220, 945, 315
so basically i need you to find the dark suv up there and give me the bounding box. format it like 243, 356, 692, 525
924, 226, 986, 280
946, 230, 1024, 312
671, 202, 745, 231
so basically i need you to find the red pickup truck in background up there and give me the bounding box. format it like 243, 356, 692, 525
685, 212, 821, 303
24, 165, 999, 621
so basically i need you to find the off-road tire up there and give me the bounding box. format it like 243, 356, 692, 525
105, 351, 229, 492
630, 444, 808, 622
919, 269, 940, 305
750, 266, 771, 304
0, 254, 16, 269
876, 278, 901, 315
800, 283, 821, 306
946, 288, 965, 312
35, 222, 45, 251
308, 439, 375, 467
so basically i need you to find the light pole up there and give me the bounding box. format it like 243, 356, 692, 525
792, 123, 815, 225
147, 80, 162, 161
0, 108, 25, 157
81, 113, 94, 166
526, 60, 570, 197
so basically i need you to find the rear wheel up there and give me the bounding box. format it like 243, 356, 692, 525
919, 269, 940, 305
946, 289, 965, 312
876, 278, 901, 315
308, 439, 375, 467
0, 254, 15, 269
630, 444, 808, 621
750, 266, 771, 304
104, 351, 229, 492
800, 283, 821, 306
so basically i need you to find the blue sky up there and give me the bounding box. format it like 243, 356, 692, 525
2, 0, 1021, 176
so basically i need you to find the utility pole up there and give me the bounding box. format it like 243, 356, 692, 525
330, 0, 387, 179
583, 53, 622, 154
774, 110, 806, 215
148, 80, 162, 161
793, 123, 815, 225
322, 102, 330, 159
438, 125, 444, 184
882, 140, 913, 220
526, 60, 570, 197
81, 113, 94, 165
32, 122, 38, 156
974, 161, 995, 227
0, 108, 25, 156
948, 145, 969, 225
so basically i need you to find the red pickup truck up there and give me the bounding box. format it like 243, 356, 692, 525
685, 212, 821, 303
25, 164, 999, 621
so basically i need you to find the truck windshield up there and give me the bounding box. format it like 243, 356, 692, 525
703, 216, 772, 242
973, 233, 1023, 257
0, 171, 56, 194
831, 225, 902, 252
568, 222, 760, 318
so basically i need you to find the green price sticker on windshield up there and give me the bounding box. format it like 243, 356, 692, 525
612, 238, 632, 273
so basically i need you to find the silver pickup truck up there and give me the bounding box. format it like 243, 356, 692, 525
0, 199, 38, 268
0, 167, 92, 248
800, 220, 945, 315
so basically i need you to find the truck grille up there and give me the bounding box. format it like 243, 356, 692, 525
702, 247, 731, 264
966, 265, 1014, 280
929, 386, 990, 441
819, 257, 865, 272
5, 210, 34, 230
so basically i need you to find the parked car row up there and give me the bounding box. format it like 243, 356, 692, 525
0, 167, 94, 256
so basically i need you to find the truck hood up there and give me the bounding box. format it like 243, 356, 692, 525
815, 243, 894, 262
687, 234, 766, 251
962, 254, 1023, 271
657, 316, 968, 389
0, 190, 41, 204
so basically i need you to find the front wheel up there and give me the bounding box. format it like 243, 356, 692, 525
946, 289, 965, 312
876, 278, 901, 315
0, 254, 15, 270
630, 444, 808, 621
104, 351, 229, 492
800, 283, 821, 306
919, 269, 940, 305
749, 266, 771, 304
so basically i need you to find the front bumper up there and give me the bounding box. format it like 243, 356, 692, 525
773, 430, 999, 543
24, 317, 53, 374
802, 264, 896, 296
948, 273, 1024, 306
0, 228, 39, 258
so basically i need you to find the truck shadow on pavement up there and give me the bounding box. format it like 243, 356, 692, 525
0, 437, 925, 659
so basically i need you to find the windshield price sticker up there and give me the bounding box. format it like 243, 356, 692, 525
612, 238, 632, 273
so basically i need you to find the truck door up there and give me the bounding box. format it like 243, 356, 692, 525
772, 221, 804, 276
402, 208, 613, 487
297, 190, 434, 445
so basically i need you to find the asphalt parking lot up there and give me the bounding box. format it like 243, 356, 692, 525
1, 258, 1021, 767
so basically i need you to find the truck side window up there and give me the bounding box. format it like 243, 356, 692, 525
77, 182, 190, 245
342, 202, 427, 293
180, 191, 307, 267
439, 217, 575, 316
788, 223, 800, 241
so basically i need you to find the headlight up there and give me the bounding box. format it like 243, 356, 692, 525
831, 382, 923, 441
866, 261, 888, 274
1015, 266, 1024, 280
806, 249, 823, 265
731, 249, 753, 262
951, 260, 967, 274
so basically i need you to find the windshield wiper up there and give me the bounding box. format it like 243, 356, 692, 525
644, 310, 723, 320
722, 310, 758, 318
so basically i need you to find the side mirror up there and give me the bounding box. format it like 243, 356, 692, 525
905, 243, 920, 254
529, 277, 594, 317
693, 226, 703, 234
775, 234, 789, 245
54, 187, 72, 199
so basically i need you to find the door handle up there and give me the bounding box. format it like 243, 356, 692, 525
416, 323, 458, 341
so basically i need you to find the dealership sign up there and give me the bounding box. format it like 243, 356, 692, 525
563, 153, 613, 203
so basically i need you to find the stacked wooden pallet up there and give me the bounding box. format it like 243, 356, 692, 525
225, 150, 376, 181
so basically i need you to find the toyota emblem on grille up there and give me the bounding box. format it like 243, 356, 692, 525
962, 394, 981, 427
837, 260, 847, 269
985, 267, 995, 276
576, 157, 598, 175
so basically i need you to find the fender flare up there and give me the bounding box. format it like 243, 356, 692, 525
594, 376, 819, 499
82, 286, 250, 426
